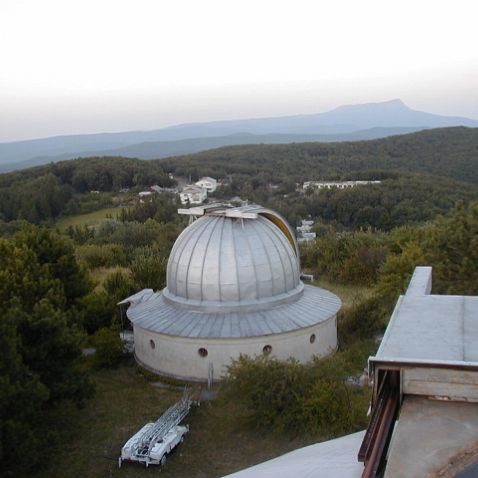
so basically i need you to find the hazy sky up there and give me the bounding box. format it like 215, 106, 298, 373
1, 0, 477, 142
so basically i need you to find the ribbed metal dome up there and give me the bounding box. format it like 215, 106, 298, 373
163, 213, 302, 312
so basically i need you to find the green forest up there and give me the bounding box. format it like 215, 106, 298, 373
0, 126, 477, 477
0, 127, 477, 229
160, 126, 478, 185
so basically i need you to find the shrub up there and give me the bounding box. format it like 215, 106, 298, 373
76, 243, 128, 268
130, 246, 167, 291
81, 291, 115, 334
103, 270, 136, 304
337, 294, 389, 347
300, 230, 389, 286
221, 354, 369, 436
92, 327, 124, 368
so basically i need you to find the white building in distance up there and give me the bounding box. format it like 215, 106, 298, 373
120, 204, 341, 382
179, 185, 207, 205
297, 219, 316, 243
303, 180, 381, 191
195, 176, 217, 193
150, 185, 178, 194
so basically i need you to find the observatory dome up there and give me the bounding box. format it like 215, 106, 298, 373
122, 204, 341, 382
163, 213, 303, 311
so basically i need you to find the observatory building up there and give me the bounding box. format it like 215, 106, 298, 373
120, 204, 341, 381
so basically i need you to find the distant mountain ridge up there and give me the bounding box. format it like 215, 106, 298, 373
165, 99, 478, 135
1, 99, 477, 172
0, 127, 424, 172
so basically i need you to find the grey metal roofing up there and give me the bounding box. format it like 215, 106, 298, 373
375, 267, 478, 363
165, 213, 301, 310
117, 288, 154, 305
177, 203, 300, 256
124, 205, 341, 338
126, 284, 341, 338
222, 430, 365, 478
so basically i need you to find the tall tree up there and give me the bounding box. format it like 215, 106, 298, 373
0, 226, 94, 475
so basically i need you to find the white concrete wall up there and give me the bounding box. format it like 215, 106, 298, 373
405, 266, 432, 296
133, 315, 337, 381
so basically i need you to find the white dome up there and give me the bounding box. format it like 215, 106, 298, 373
125, 205, 341, 381
164, 213, 302, 312
125, 204, 341, 339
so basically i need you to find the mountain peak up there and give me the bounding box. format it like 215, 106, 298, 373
332, 99, 409, 113
384, 98, 406, 106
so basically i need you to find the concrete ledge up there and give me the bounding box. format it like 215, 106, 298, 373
406, 266, 432, 296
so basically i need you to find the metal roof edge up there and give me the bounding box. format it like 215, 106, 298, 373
374, 294, 404, 359
369, 356, 478, 371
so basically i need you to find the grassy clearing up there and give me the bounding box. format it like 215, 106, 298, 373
38, 364, 310, 478
56, 207, 123, 229
38, 365, 180, 478
313, 278, 374, 308
91, 266, 131, 290
36, 280, 375, 478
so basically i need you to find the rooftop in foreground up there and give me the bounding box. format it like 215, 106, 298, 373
221, 266, 478, 478
375, 266, 478, 364
223, 431, 365, 478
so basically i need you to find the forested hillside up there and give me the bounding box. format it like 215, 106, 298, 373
0, 157, 174, 223
160, 126, 478, 229
0, 127, 476, 228
160, 127, 478, 185
0, 156, 172, 191
271, 174, 478, 230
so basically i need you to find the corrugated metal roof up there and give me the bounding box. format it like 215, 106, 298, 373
126, 284, 341, 338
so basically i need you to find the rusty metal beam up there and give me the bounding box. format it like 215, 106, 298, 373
359, 370, 400, 478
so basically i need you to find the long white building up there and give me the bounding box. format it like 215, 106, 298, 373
303, 180, 381, 191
